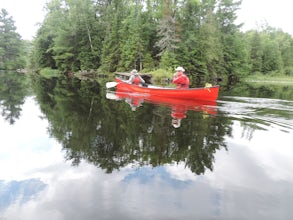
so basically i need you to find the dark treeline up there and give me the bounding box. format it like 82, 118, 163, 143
1, 0, 293, 80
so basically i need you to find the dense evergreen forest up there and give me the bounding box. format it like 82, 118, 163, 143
1, 0, 293, 81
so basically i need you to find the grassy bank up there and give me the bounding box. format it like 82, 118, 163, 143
244, 74, 293, 84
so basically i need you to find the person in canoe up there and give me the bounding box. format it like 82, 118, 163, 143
173, 66, 190, 89
127, 69, 147, 86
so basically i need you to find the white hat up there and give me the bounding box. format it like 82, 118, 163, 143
175, 66, 185, 72
131, 69, 138, 74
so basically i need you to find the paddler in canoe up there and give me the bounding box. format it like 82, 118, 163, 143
172, 66, 190, 89
127, 67, 190, 89
127, 69, 147, 87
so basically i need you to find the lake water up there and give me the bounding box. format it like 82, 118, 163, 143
1, 72, 293, 220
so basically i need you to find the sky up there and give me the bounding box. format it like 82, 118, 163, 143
0, 0, 293, 40
236, 0, 293, 35
0, 0, 47, 40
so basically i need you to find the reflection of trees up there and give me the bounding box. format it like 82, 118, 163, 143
33, 76, 231, 175
221, 83, 293, 101
0, 71, 29, 124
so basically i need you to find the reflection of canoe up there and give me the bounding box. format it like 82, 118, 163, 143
111, 89, 218, 116
115, 78, 219, 101
106, 90, 217, 128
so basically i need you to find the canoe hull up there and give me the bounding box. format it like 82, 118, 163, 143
115, 78, 219, 101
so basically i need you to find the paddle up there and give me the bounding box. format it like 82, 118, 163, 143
106, 82, 119, 89
106, 92, 120, 100
106, 81, 149, 89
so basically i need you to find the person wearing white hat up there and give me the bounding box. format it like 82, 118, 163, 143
127, 69, 146, 86
173, 66, 190, 89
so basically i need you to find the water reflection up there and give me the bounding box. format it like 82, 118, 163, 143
106, 90, 217, 128
0, 162, 228, 220
1, 74, 293, 219
30, 76, 228, 175
0, 179, 46, 213
0, 71, 30, 124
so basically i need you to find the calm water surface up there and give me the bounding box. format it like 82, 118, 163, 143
0, 72, 293, 220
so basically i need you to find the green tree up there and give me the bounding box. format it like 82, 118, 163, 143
67, 0, 103, 70
245, 26, 291, 75
197, 0, 222, 80
246, 30, 263, 73
216, 0, 248, 77
118, 2, 145, 71
177, 0, 201, 74
32, 0, 103, 72
30, 0, 293, 80
0, 9, 25, 70
155, 0, 180, 68
100, 0, 127, 72
30, 24, 56, 70
276, 31, 293, 72
262, 33, 283, 74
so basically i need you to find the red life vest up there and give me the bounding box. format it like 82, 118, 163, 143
133, 76, 141, 85
173, 74, 189, 89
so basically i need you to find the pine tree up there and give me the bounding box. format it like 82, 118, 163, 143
216, 0, 248, 77
155, 0, 180, 68
0, 9, 25, 70
100, 0, 126, 72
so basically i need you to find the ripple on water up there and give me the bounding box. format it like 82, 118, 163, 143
217, 96, 293, 133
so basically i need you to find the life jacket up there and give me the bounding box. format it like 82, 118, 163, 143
173, 74, 189, 89
133, 76, 141, 85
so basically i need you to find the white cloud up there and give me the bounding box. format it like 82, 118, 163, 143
0, 97, 63, 181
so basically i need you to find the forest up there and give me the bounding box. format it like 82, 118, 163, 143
1, 0, 293, 82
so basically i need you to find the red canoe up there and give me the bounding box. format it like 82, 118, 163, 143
114, 78, 219, 101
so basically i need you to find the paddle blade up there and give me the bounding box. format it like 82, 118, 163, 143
106, 82, 118, 89
106, 92, 120, 100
